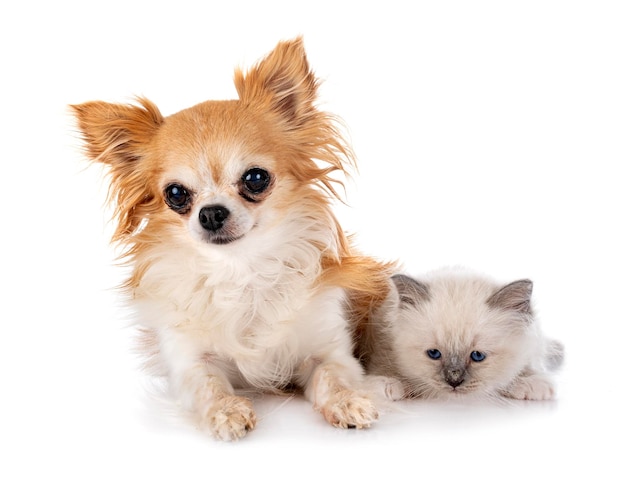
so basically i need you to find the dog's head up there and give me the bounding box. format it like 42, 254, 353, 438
72, 38, 353, 253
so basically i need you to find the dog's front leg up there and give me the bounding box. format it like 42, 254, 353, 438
299, 357, 379, 429
162, 337, 256, 441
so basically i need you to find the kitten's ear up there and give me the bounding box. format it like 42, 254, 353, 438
487, 279, 533, 313
234, 37, 318, 125
392, 274, 430, 306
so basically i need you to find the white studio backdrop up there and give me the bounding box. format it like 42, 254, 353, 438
1, 1, 624, 484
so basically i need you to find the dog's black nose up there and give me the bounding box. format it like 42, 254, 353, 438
199, 205, 230, 232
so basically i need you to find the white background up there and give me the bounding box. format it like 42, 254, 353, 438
2, 1, 624, 483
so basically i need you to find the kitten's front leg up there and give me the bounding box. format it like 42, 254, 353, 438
299, 357, 379, 429
500, 372, 556, 400
162, 336, 256, 440
364, 374, 406, 401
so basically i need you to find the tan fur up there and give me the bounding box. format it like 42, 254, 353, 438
72, 37, 394, 440
71, 39, 393, 300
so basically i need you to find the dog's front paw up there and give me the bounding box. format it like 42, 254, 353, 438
203, 395, 257, 441
319, 390, 379, 429
501, 375, 556, 401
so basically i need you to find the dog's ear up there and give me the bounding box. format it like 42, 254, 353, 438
234, 37, 318, 125
71, 98, 164, 240
71, 97, 163, 166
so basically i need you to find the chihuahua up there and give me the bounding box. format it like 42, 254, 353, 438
72, 38, 393, 440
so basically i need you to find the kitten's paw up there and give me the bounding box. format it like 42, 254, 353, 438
319, 390, 379, 429
382, 377, 405, 401
502, 375, 555, 401
203, 395, 257, 441
365, 375, 405, 401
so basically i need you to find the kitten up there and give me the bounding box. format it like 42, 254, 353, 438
358, 268, 564, 401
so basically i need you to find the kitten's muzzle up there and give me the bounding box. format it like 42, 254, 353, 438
444, 367, 465, 388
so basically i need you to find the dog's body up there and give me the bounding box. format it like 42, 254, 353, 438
73, 38, 392, 440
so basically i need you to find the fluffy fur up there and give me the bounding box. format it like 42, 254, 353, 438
359, 267, 564, 402
72, 38, 393, 440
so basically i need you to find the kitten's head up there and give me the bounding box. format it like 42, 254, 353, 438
387, 270, 538, 400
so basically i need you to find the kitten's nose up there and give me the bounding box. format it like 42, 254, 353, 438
445, 368, 465, 388
199, 205, 230, 232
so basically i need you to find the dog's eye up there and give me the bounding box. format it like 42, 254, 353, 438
164, 183, 192, 213
242, 168, 271, 195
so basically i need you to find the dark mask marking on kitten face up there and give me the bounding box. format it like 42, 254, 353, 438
391, 274, 430, 306
486, 279, 533, 314
443, 365, 466, 388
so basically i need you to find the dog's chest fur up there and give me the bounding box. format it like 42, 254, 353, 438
132, 229, 347, 389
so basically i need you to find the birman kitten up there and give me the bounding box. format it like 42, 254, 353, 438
359, 268, 564, 401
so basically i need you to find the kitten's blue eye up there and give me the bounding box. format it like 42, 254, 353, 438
427, 349, 442, 360
470, 351, 486, 362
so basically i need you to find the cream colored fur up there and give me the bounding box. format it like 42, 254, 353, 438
361, 267, 564, 401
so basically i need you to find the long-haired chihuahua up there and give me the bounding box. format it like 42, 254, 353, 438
72, 38, 393, 440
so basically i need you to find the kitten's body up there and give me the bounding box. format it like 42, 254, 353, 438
359, 268, 564, 401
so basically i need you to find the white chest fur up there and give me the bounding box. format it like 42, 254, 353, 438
132, 233, 350, 390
